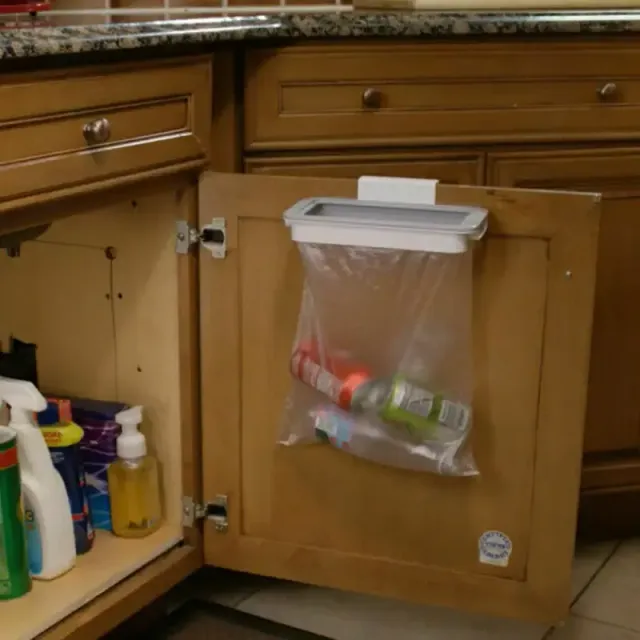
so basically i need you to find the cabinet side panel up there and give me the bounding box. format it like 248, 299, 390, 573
0, 225, 116, 400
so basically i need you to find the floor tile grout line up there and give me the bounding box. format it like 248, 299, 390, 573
570, 539, 623, 607
572, 613, 640, 635
542, 540, 624, 640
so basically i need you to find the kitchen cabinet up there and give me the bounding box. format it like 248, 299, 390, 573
0, 43, 610, 638
487, 148, 640, 493
241, 40, 640, 535
0, 133, 600, 637
0, 182, 202, 640
0, 57, 208, 640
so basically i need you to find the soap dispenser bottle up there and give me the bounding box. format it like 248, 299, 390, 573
0, 377, 76, 580
108, 406, 162, 538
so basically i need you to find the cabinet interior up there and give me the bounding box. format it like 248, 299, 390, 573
0, 186, 186, 640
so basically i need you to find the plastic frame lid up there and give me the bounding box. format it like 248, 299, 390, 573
283, 198, 488, 254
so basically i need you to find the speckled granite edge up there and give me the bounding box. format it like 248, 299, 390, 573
3, 10, 640, 60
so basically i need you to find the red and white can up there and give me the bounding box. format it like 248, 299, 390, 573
290, 343, 372, 411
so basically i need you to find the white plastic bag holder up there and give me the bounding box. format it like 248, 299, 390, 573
283, 198, 488, 254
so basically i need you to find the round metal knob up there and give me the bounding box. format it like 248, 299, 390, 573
83, 118, 111, 145
597, 82, 618, 100
362, 87, 382, 109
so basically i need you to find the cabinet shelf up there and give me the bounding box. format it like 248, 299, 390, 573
5, 524, 182, 640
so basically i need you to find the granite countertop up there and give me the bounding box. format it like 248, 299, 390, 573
2, 10, 640, 60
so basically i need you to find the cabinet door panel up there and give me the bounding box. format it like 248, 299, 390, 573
489, 148, 640, 454
199, 173, 599, 622
239, 225, 544, 578
246, 151, 484, 184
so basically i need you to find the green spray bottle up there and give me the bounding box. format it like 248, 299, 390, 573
0, 400, 30, 599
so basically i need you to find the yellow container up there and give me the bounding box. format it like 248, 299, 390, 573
107, 406, 161, 538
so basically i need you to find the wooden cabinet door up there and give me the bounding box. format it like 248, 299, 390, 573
245, 151, 484, 185
199, 173, 599, 622
488, 148, 640, 455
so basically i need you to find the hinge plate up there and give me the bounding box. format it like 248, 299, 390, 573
182, 496, 199, 528
175, 218, 226, 258
182, 494, 229, 533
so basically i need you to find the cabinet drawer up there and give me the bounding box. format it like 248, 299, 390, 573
246, 151, 484, 183
0, 59, 211, 210
245, 42, 640, 150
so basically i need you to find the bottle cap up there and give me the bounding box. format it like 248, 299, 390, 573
115, 405, 146, 459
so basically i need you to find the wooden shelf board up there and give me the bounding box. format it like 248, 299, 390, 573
4, 524, 182, 640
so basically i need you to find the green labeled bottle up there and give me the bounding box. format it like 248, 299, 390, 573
0, 425, 31, 599
356, 375, 471, 437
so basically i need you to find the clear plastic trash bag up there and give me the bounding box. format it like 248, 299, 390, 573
280, 242, 478, 477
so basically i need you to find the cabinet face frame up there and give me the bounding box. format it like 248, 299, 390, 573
198, 172, 601, 624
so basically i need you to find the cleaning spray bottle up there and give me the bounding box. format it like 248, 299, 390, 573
108, 406, 162, 538
0, 400, 30, 599
0, 377, 76, 580
39, 399, 94, 555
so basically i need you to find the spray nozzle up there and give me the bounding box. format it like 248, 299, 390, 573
0, 376, 46, 426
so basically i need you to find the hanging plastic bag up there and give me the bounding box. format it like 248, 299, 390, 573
279, 197, 487, 477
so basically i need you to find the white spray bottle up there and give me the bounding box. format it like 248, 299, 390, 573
0, 377, 76, 579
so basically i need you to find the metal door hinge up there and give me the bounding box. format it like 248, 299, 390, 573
182, 494, 229, 533
175, 218, 226, 258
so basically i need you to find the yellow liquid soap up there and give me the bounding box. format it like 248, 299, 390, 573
109, 406, 161, 538
108, 455, 162, 538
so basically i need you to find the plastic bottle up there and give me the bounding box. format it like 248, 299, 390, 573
357, 375, 471, 437
39, 399, 94, 555
290, 343, 372, 411
0, 377, 76, 580
108, 406, 162, 538
0, 401, 30, 599
311, 405, 473, 476
290, 344, 470, 437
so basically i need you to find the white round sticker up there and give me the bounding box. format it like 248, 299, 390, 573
478, 530, 512, 567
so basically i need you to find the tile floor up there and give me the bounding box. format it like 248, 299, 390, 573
193, 539, 640, 639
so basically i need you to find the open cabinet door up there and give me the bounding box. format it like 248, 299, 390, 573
198, 172, 600, 623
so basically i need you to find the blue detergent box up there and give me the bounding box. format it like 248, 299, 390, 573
69, 399, 128, 531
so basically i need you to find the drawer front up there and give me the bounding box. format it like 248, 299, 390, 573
0, 59, 211, 209
246, 151, 485, 184
245, 42, 640, 151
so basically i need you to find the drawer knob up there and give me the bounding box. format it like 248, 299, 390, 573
362, 88, 382, 109
83, 118, 111, 145
597, 82, 618, 100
